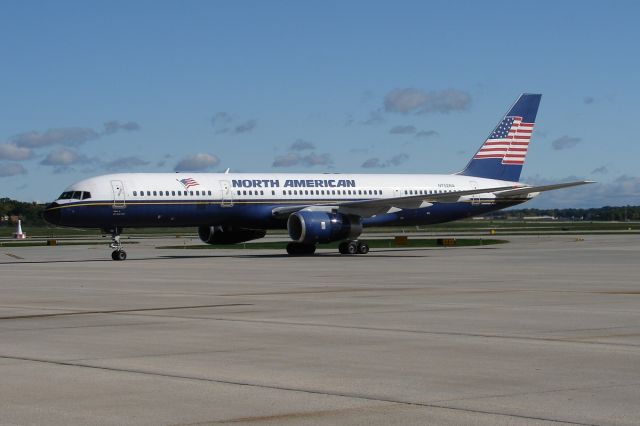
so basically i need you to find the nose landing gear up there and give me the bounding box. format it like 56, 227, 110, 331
109, 228, 127, 261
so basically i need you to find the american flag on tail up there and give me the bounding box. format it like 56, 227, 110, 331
474, 116, 534, 165
178, 178, 199, 189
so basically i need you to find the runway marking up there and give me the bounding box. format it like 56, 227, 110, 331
0, 303, 252, 320
0, 353, 599, 426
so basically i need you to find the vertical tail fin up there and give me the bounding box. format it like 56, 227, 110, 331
458, 93, 541, 182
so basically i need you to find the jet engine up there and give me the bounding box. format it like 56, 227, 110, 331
287, 211, 362, 244
198, 225, 266, 244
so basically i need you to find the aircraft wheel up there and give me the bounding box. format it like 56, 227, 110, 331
357, 241, 369, 255
112, 250, 127, 261
338, 241, 349, 254
346, 241, 358, 255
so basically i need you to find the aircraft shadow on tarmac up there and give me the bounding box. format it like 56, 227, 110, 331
0, 249, 433, 264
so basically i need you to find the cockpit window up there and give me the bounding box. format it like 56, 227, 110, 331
58, 191, 88, 200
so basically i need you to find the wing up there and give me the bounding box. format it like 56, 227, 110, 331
271, 181, 595, 219
271, 184, 519, 218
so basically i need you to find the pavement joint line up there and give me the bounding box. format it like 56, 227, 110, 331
4, 253, 24, 259
111, 314, 640, 350
0, 353, 598, 426
0, 303, 253, 320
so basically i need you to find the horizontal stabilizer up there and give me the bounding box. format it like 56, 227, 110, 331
494, 180, 595, 198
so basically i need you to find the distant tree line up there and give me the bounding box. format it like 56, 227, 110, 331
0, 198, 48, 226
489, 206, 640, 221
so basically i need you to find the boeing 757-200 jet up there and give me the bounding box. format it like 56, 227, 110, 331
43, 94, 593, 260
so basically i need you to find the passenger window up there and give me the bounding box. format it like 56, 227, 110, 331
243, 190, 246, 195
208, 190, 212, 195
272, 190, 275, 196
177, 191, 181, 196
171, 191, 175, 196
190, 191, 193, 196
133, 191, 137, 196
153, 191, 157, 196
332, 190, 336, 195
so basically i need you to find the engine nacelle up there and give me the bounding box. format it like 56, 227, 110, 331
287, 211, 362, 244
198, 225, 266, 245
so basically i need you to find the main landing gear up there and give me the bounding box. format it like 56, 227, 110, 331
338, 240, 369, 255
286, 240, 370, 256
109, 228, 127, 261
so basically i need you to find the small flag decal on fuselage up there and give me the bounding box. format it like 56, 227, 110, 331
178, 178, 200, 189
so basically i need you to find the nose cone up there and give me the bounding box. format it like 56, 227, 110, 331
43, 202, 62, 225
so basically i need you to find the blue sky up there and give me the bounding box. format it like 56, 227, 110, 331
1, 0, 638, 207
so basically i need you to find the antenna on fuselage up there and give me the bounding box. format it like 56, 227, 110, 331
224, 168, 230, 174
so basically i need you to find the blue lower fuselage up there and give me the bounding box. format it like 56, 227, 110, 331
44, 198, 523, 231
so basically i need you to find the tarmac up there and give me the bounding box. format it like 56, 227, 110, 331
0, 234, 639, 425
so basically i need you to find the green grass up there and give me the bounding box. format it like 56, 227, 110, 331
157, 238, 507, 250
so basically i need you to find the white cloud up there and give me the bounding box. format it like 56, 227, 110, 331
361, 153, 409, 168
11, 127, 100, 148
552, 135, 582, 150
0, 143, 32, 161
290, 139, 315, 151
174, 153, 220, 171
104, 156, 150, 171
415, 130, 439, 139
40, 148, 84, 166
103, 121, 141, 134
384, 88, 471, 114
389, 125, 417, 135
0, 163, 27, 177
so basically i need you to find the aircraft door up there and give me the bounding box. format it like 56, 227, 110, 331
220, 180, 233, 207
111, 180, 126, 208
469, 180, 480, 206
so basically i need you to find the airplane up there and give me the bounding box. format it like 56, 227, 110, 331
43, 93, 593, 260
